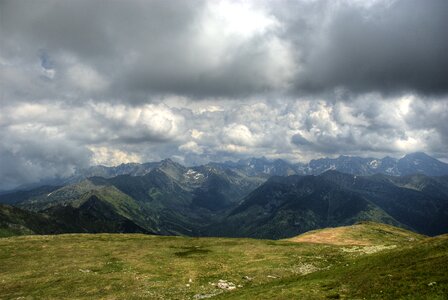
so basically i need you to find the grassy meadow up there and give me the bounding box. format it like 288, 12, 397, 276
0, 223, 447, 299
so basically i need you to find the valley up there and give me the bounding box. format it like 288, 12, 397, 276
1, 153, 448, 239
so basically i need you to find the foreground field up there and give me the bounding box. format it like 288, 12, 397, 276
0, 223, 447, 299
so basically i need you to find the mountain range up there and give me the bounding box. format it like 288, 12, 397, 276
76, 151, 448, 178
7, 152, 447, 192
211, 171, 448, 238
1, 152, 447, 239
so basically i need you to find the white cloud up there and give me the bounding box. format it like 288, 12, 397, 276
91, 103, 185, 141
179, 141, 203, 155
191, 129, 205, 140
0, 94, 448, 189
223, 123, 258, 147
88, 146, 142, 166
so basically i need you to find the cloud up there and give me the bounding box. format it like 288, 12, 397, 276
0, 101, 187, 189
0, 0, 296, 101
291, 133, 312, 146
88, 146, 142, 166
1, 0, 447, 104
1, 95, 447, 189
223, 124, 258, 147
1, 0, 448, 189
66, 64, 108, 92
0, 127, 92, 189
179, 141, 204, 155
90, 103, 185, 143
273, 0, 448, 96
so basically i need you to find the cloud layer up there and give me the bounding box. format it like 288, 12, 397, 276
1, 0, 447, 189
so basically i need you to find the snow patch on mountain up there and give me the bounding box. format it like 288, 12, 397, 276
184, 169, 205, 182
369, 160, 380, 169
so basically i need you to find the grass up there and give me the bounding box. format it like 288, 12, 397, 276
0, 224, 447, 299
287, 221, 426, 246
221, 235, 448, 299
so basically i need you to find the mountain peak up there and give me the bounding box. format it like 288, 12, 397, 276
160, 158, 175, 164
155, 158, 187, 181
402, 152, 432, 159
158, 158, 185, 170
28, 152, 448, 192
397, 152, 448, 176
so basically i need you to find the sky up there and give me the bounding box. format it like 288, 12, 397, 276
1, 0, 448, 189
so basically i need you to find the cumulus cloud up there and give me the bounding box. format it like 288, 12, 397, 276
88, 146, 142, 166
90, 103, 185, 143
1, 0, 448, 189
223, 124, 258, 147
0, 101, 187, 188
1, 95, 447, 189
179, 141, 204, 155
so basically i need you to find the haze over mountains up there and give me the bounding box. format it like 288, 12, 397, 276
29, 151, 448, 188
1, 152, 447, 239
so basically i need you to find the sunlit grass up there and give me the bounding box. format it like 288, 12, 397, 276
1, 226, 446, 299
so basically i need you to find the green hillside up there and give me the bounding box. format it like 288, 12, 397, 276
3, 162, 265, 237
2, 169, 448, 239
288, 221, 426, 246
1, 222, 446, 299
211, 171, 448, 239
210, 175, 402, 239
0, 204, 66, 237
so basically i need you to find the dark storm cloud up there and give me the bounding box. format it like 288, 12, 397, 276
1, 0, 292, 101
291, 133, 312, 146
279, 0, 448, 96
1, 0, 448, 189
1, 0, 447, 100
0, 0, 202, 60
